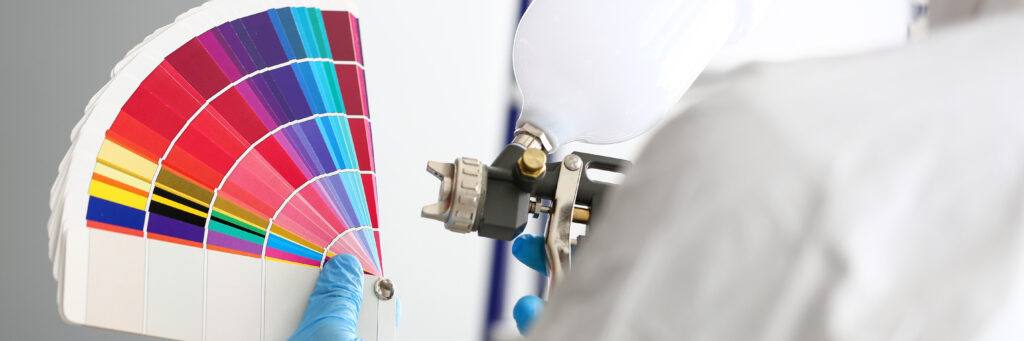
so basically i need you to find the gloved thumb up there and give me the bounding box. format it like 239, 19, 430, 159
290, 254, 364, 341
513, 295, 545, 335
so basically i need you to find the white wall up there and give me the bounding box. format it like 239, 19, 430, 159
358, 1, 517, 340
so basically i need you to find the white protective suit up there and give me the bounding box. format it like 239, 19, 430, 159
529, 8, 1024, 341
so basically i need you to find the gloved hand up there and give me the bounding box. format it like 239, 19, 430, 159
290, 254, 364, 341
511, 234, 548, 335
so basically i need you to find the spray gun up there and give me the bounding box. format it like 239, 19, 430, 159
420, 0, 754, 292
421, 123, 630, 290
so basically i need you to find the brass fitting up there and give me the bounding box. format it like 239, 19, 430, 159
518, 148, 547, 179
571, 207, 591, 224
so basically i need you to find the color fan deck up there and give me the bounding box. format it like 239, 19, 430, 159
47, 1, 389, 340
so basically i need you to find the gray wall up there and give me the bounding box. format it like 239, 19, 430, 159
0, 1, 201, 339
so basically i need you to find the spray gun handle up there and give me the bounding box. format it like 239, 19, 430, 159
544, 153, 583, 292
541, 152, 629, 293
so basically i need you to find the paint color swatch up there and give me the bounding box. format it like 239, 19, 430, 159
47, 1, 394, 340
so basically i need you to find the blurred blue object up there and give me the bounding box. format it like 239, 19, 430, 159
290, 254, 364, 341
512, 234, 548, 276
513, 295, 545, 335
511, 234, 550, 334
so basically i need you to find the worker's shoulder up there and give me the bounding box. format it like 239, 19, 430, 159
664, 11, 1024, 167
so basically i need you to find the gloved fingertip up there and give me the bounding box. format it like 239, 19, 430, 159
512, 236, 524, 254
314, 254, 364, 297
513, 295, 545, 335
512, 234, 548, 276
325, 253, 362, 274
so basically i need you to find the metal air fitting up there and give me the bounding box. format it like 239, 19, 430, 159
512, 122, 554, 153
517, 148, 547, 179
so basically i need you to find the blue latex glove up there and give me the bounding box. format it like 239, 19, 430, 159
511, 234, 548, 335
290, 254, 364, 341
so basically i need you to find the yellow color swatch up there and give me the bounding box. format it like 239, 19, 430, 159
89, 179, 147, 210
94, 163, 150, 193
97, 140, 157, 182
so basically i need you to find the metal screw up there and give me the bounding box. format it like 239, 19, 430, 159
563, 154, 582, 171
374, 278, 395, 301
529, 200, 553, 214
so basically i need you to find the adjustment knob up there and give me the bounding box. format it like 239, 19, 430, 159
517, 148, 547, 179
